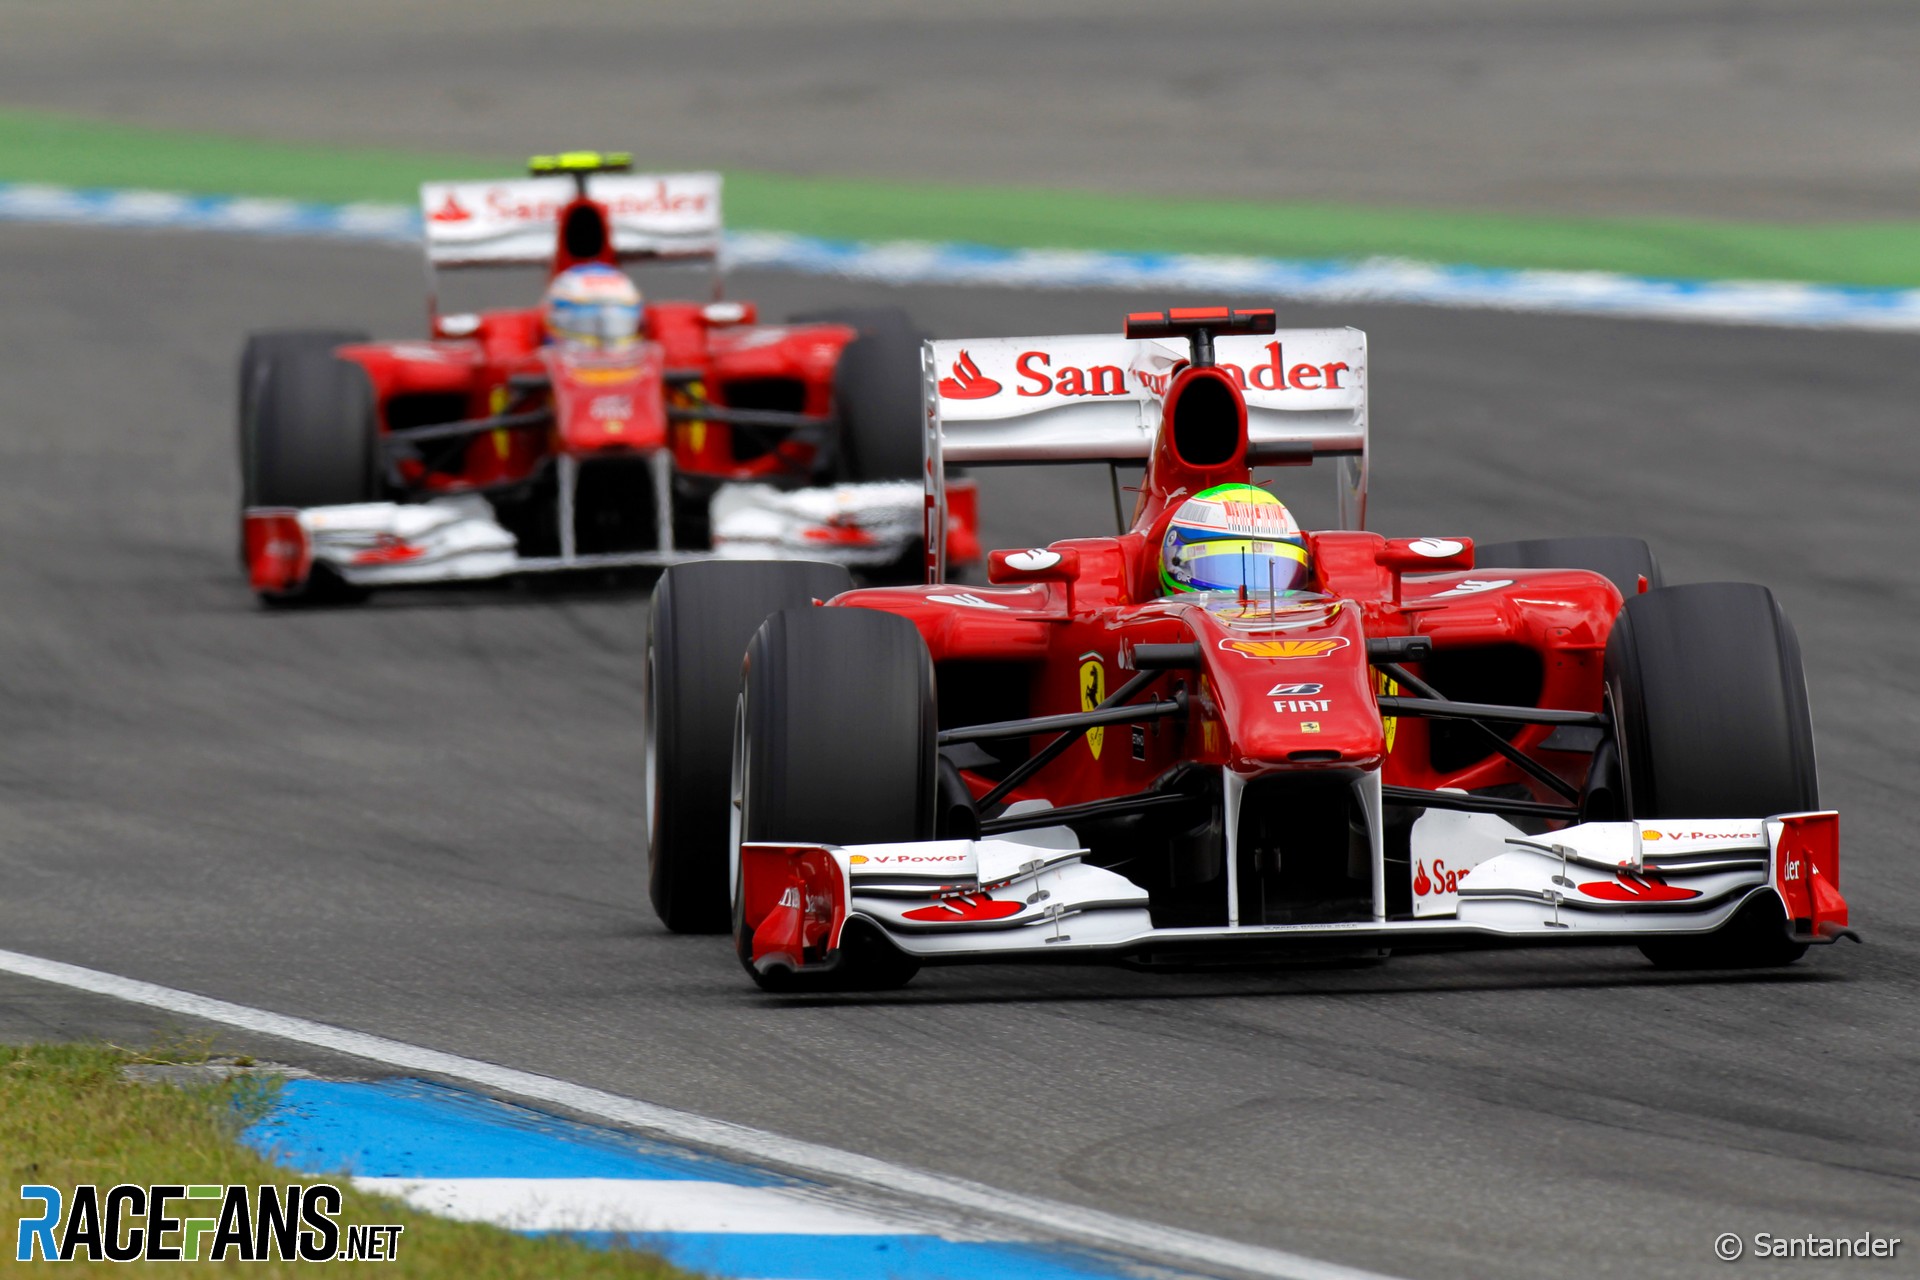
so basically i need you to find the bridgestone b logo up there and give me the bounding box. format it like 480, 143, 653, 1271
15, 1183, 403, 1263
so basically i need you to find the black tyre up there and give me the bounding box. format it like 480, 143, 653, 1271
238, 330, 367, 566
797, 307, 926, 483
734, 606, 936, 991
1473, 536, 1662, 599
1604, 582, 1819, 968
238, 330, 372, 508
645, 560, 856, 934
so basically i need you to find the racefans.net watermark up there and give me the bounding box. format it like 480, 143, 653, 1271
16, 1183, 403, 1263
1714, 1231, 1902, 1263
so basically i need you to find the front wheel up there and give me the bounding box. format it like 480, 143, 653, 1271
733, 606, 935, 990
239, 331, 379, 604
1604, 582, 1819, 968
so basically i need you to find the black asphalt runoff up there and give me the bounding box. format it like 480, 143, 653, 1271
0, 225, 1913, 1280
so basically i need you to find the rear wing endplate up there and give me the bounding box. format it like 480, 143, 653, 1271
920, 328, 1368, 578
419, 171, 723, 268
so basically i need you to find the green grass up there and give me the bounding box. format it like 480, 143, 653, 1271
4, 106, 1920, 287
0, 1041, 696, 1277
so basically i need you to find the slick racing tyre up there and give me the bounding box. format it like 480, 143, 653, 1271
1604, 583, 1819, 969
239, 330, 375, 509
793, 307, 926, 483
734, 606, 935, 991
239, 330, 379, 603
237, 330, 367, 567
1473, 536, 1663, 599
645, 560, 856, 934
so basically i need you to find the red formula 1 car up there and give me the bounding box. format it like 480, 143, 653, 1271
239, 153, 976, 602
643, 307, 1855, 990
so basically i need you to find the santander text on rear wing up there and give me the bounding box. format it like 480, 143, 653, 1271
419, 172, 723, 268
920, 328, 1368, 575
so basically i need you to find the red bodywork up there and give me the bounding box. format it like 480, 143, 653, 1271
840, 543, 1613, 814
347, 187, 878, 499
345, 300, 854, 498
833, 351, 1615, 842
734, 311, 1852, 974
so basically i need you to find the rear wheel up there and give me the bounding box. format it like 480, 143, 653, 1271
734, 606, 935, 990
1473, 536, 1661, 598
645, 560, 855, 933
1604, 583, 1818, 968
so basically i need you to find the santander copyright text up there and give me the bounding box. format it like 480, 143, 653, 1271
1715, 1232, 1901, 1262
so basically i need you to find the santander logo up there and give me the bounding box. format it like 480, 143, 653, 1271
938, 350, 1002, 400
429, 194, 473, 223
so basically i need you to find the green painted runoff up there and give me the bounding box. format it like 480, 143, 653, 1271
2, 107, 1917, 288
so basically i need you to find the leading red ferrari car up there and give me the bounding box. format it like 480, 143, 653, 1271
643, 307, 1854, 991
240, 152, 976, 602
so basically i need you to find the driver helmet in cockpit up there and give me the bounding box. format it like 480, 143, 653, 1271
543, 263, 643, 351
1159, 483, 1311, 596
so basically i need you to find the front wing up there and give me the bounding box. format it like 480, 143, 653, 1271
243, 481, 934, 596
738, 810, 1848, 975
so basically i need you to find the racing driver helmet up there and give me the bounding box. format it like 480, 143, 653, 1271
544, 263, 644, 351
1159, 483, 1311, 596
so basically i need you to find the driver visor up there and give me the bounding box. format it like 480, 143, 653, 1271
1165, 533, 1310, 594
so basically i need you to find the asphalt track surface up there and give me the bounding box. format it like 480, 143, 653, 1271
0, 222, 1913, 1279
6, 0, 1920, 221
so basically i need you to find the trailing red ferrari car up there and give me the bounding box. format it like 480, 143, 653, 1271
644, 306, 1855, 990
239, 152, 976, 602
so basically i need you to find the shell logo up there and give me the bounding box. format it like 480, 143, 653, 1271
1218, 637, 1352, 660
849, 854, 868, 864
1641, 831, 1662, 841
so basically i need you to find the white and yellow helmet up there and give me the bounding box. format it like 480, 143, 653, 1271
544, 263, 643, 351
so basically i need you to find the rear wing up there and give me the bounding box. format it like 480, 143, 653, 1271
920, 328, 1368, 576
419, 171, 723, 268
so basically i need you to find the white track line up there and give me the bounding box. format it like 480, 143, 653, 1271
0, 946, 1400, 1280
